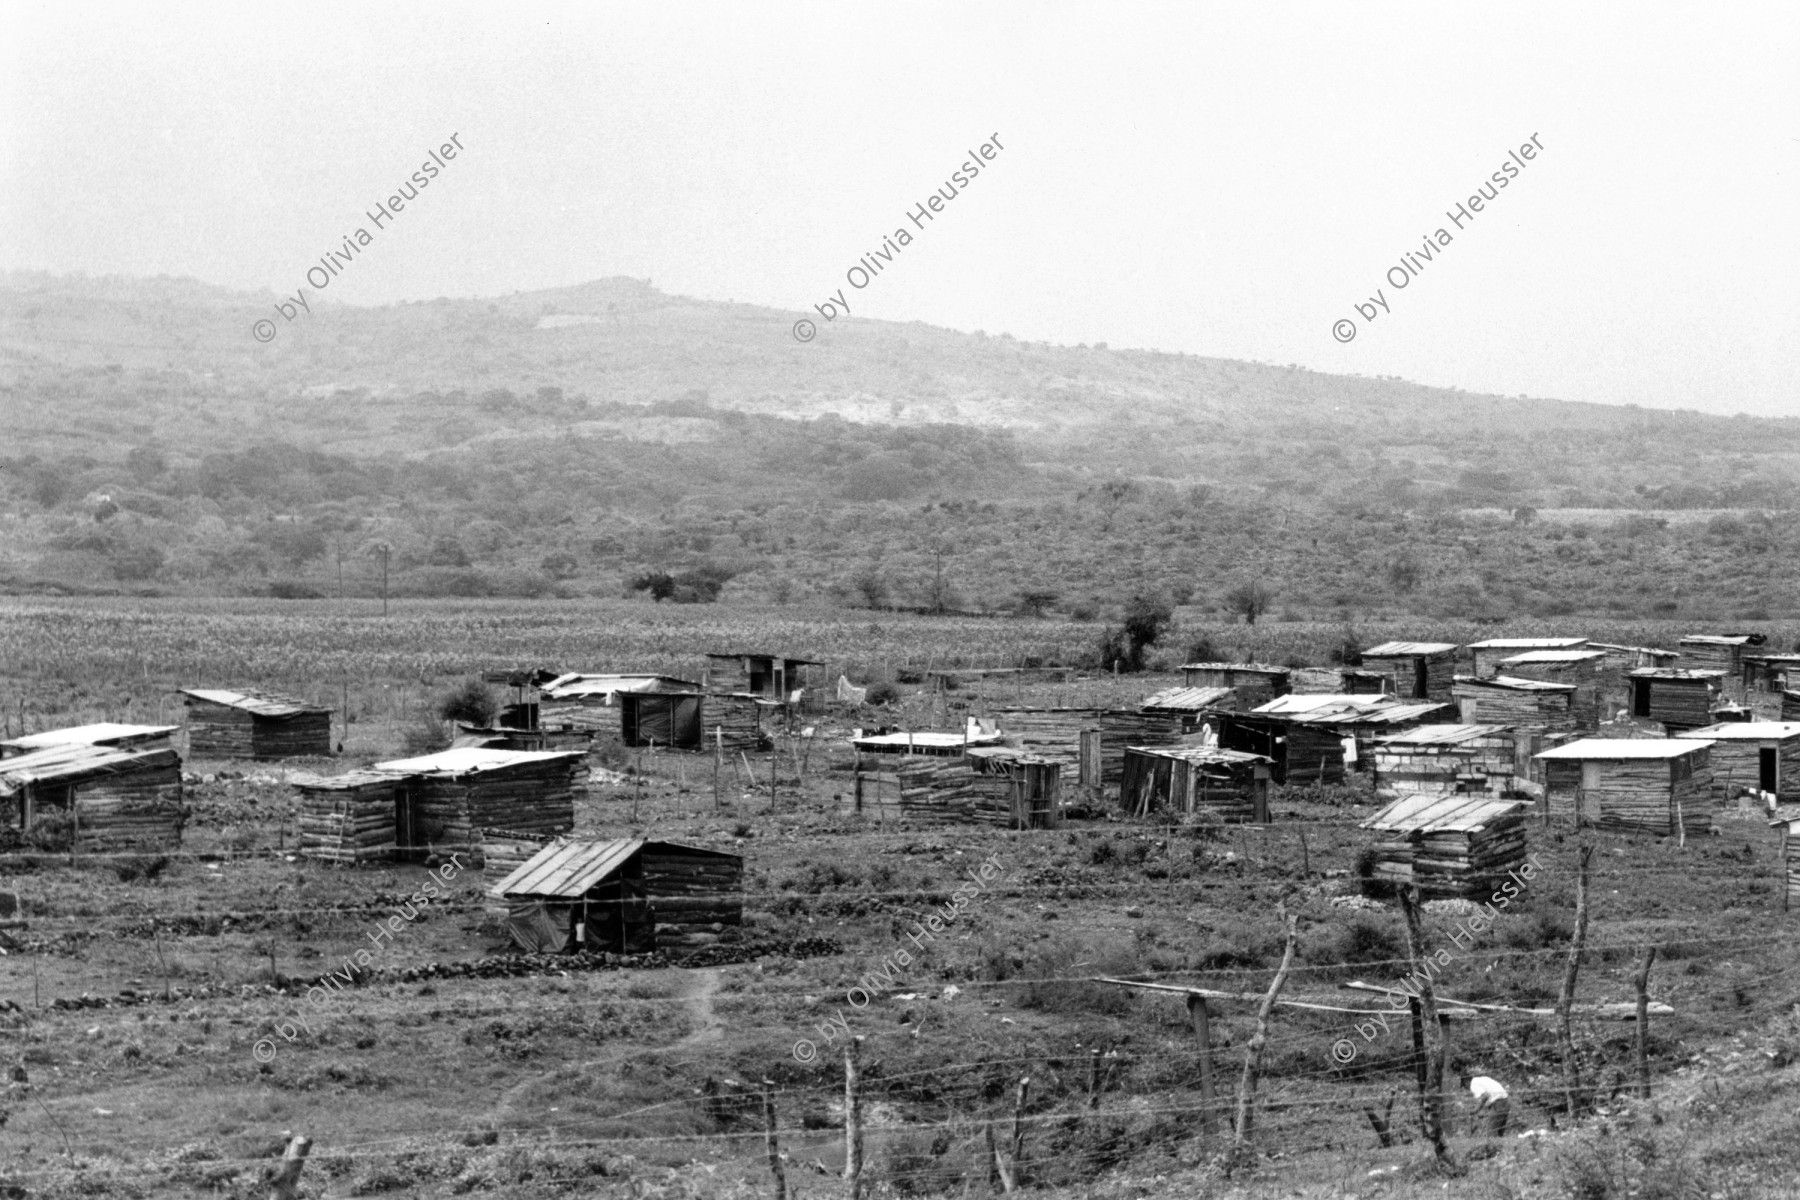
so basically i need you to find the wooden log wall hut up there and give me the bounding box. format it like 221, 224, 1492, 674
1676, 722, 1800, 805
1535, 739, 1715, 837
293, 770, 400, 865
180, 688, 333, 759
1097, 709, 1185, 788
0, 742, 186, 852
1118, 745, 1271, 822
1590, 643, 1680, 709
488, 838, 743, 955
1466, 638, 1590, 681
1177, 664, 1291, 707
372, 748, 583, 857
1627, 669, 1726, 732
1452, 675, 1579, 734
1678, 635, 1764, 703
1219, 696, 1450, 785
1361, 794, 1529, 899
1495, 651, 1608, 730
537, 674, 703, 734
848, 749, 1063, 828
1360, 642, 1460, 703
991, 706, 1102, 790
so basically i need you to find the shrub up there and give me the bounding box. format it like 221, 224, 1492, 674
400, 713, 450, 755
436, 679, 497, 726
865, 681, 901, 706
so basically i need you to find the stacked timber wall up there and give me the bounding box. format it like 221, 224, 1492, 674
297, 774, 398, 864
1451, 680, 1579, 735
1543, 756, 1714, 837
640, 847, 743, 951
187, 703, 331, 759
1365, 813, 1527, 899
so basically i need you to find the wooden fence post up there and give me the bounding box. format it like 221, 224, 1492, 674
1634, 945, 1657, 1100
267, 1132, 312, 1200
1557, 844, 1594, 1117
1185, 993, 1217, 1137
985, 1120, 1015, 1194
1087, 1048, 1101, 1109
1010, 1075, 1030, 1169
1230, 903, 1298, 1166
1398, 887, 1451, 1163
844, 1035, 864, 1200
762, 1082, 788, 1200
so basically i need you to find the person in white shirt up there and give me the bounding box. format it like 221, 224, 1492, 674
1460, 1070, 1510, 1137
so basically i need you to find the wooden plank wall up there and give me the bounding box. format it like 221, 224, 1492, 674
1544, 756, 1713, 836
1372, 733, 1516, 799
69, 761, 186, 851
1504, 662, 1604, 730
705, 695, 768, 753
640, 848, 743, 950
187, 704, 331, 758
848, 755, 1016, 827
1366, 810, 1526, 899
1452, 682, 1580, 735
1648, 681, 1716, 731
297, 781, 397, 864
1703, 738, 1800, 805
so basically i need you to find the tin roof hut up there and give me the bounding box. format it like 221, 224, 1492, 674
0, 734, 185, 851
1627, 669, 1726, 732
1495, 650, 1607, 729
1590, 643, 1680, 705
704, 653, 819, 703
1361, 794, 1529, 899
1119, 745, 1272, 822
1370, 724, 1517, 800
293, 770, 401, 865
371, 748, 583, 856
1675, 722, 1800, 805
1743, 655, 1800, 715
1535, 738, 1715, 836
1140, 686, 1238, 732
1361, 642, 1460, 703
1679, 635, 1764, 701
990, 706, 1183, 793
849, 745, 1064, 828
1467, 638, 1589, 680
487, 837, 743, 955
539, 674, 703, 732
180, 688, 333, 759
1177, 664, 1291, 708
618, 692, 769, 752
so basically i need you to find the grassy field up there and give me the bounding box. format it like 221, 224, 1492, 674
2, 600, 1799, 1198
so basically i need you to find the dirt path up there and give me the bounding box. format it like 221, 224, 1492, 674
490, 968, 725, 1122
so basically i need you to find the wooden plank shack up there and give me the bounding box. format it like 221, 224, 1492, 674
180, 688, 332, 759
1590, 643, 1680, 709
372, 748, 583, 858
703, 652, 819, 702
1361, 793, 1528, 899
0, 741, 186, 851
1452, 675, 1579, 734
1361, 642, 1460, 703
1466, 637, 1589, 681
1679, 635, 1764, 702
1177, 663, 1291, 708
1676, 722, 1800, 806
1140, 685, 1237, 732
1495, 650, 1608, 730
1118, 745, 1271, 822
849, 747, 1063, 828
990, 706, 1182, 792
538, 674, 702, 734
1217, 695, 1450, 785
293, 770, 399, 865
1535, 738, 1715, 837
1370, 724, 1517, 801
1627, 669, 1726, 732
488, 837, 743, 955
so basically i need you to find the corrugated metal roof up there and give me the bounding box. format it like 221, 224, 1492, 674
1125, 744, 1271, 766
1497, 650, 1606, 665
1364, 793, 1526, 833
0, 723, 177, 752
372, 747, 587, 777
492, 837, 738, 899
1178, 662, 1291, 675
1453, 674, 1577, 692
705, 652, 823, 665
1679, 635, 1757, 646
0, 743, 176, 792
181, 688, 328, 717
851, 731, 1005, 750
1254, 694, 1390, 715
1743, 654, 1800, 665
1248, 695, 1448, 726
1627, 668, 1727, 680
1536, 738, 1712, 760
1467, 638, 1589, 650
1677, 722, 1800, 742
1590, 642, 1679, 658
289, 769, 401, 790
1374, 723, 1511, 746
1363, 641, 1459, 656
540, 673, 701, 699
1142, 686, 1236, 711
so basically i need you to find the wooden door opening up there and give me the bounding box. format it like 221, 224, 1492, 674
1760, 747, 1779, 794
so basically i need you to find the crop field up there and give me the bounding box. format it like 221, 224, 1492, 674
2, 601, 1800, 1198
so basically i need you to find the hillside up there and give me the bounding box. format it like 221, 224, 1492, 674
2, 271, 1797, 620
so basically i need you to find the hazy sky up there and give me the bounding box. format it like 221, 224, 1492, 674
3, 1, 1796, 416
